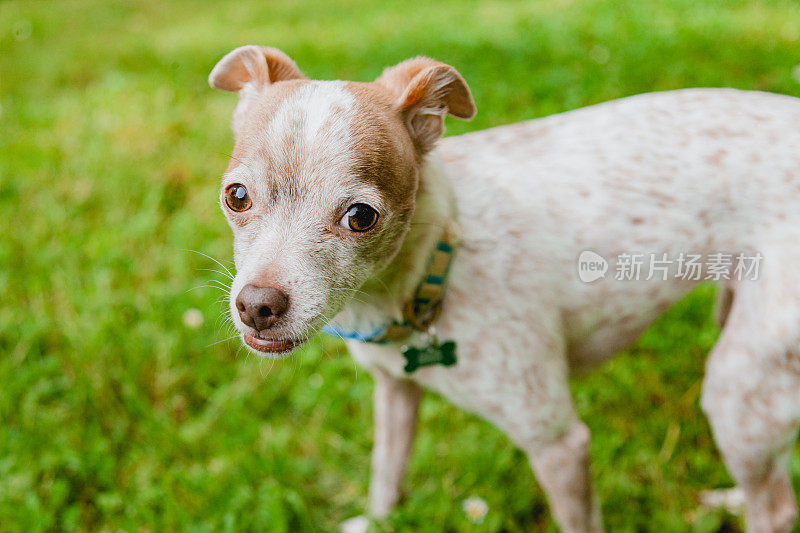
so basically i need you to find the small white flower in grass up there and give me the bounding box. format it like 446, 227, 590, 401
462, 495, 488, 524
589, 44, 610, 65
340, 515, 369, 533
182, 308, 204, 329
308, 373, 323, 389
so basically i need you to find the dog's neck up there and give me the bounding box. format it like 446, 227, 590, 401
328, 151, 457, 337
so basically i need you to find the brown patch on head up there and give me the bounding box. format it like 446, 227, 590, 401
345, 82, 419, 206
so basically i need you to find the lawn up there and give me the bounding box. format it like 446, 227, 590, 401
2, 0, 800, 531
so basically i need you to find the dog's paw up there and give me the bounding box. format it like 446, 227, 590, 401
699, 487, 745, 515
339, 515, 370, 533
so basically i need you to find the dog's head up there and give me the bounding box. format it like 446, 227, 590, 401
209, 46, 475, 357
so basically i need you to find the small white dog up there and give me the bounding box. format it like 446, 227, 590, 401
208, 45, 800, 532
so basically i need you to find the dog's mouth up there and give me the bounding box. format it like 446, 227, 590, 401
243, 333, 302, 355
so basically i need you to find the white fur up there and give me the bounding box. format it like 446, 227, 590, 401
267, 81, 356, 151
223, 84, 800, 532
339, 89, 800, 532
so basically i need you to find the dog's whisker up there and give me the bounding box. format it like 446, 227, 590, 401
205, 282, 232, 293
198, 267, 234, 280
184, 248, 236, 279
186, 284, 229, 294
206, 334, 240, 348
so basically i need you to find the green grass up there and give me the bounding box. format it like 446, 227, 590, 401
2, 0, 800, 530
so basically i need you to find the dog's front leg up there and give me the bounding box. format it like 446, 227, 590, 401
526, 421, 603, 533
461, 330, 603, 532
368, 367, 423, 517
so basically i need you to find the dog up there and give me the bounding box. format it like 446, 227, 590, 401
208, 45, 800, 532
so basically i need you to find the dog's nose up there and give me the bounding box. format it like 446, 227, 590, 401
235, 284, 289, 331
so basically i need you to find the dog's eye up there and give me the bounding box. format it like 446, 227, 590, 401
225, 183, 252, 212
341, 203, 379, 232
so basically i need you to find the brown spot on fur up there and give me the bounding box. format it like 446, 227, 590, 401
704, 127, 747, 140
706, 149, 727, 166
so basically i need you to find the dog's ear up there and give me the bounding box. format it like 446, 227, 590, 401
209, 46, 305, 135
209, 45, 305, 92
376, 57, 475, 153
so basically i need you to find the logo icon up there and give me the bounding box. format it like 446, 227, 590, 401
577, 250, 608, 283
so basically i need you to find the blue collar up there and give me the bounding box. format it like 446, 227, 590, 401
321, 235, 456, 344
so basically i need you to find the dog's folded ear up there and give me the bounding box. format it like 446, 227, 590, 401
209, 46, 305, 135
376, 57, 476, 153
209, 45, 305, 92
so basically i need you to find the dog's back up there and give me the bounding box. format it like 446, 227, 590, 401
438, 88, 800, 365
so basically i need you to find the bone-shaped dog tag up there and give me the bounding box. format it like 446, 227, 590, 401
402, 338, 457, 374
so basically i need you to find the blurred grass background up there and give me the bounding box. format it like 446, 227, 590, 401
2, 0, 800, 531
